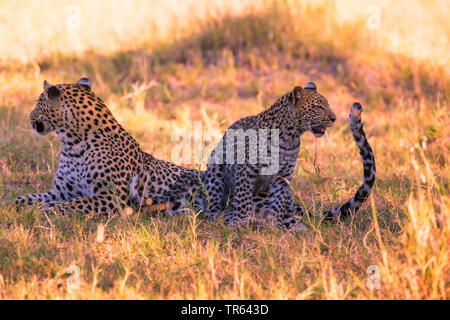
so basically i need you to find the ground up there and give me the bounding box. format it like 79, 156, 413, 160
0, 0, 448, 299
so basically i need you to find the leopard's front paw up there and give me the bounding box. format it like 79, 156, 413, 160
206, 210, 221, 222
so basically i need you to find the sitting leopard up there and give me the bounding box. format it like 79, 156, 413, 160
130, 84, 375, 229
15, 78, 200, 215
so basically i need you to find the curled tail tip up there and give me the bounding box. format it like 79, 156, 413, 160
350, 102, 362, 121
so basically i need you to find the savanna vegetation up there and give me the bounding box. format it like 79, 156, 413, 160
0, 0, 448, 299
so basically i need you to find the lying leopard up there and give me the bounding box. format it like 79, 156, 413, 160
130, 83, 375, 229
15, 78, 200, 215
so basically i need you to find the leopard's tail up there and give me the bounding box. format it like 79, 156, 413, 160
322, 102, 376, 220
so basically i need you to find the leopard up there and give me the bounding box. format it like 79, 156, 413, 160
130, 83, 375, 229
15, 78, 200, 215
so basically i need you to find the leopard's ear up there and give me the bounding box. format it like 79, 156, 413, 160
76, 77, 91, 90
292, 86, 305, 106
43, 80, 61, 100
305, 82, 317, 90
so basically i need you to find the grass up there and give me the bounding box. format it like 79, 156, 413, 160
0, 0, 448, 299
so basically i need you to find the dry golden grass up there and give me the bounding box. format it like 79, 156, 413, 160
0, 0, 448, 299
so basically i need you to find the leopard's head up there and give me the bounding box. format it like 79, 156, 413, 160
291, 82, 336, 137
30, 78, 114, 140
